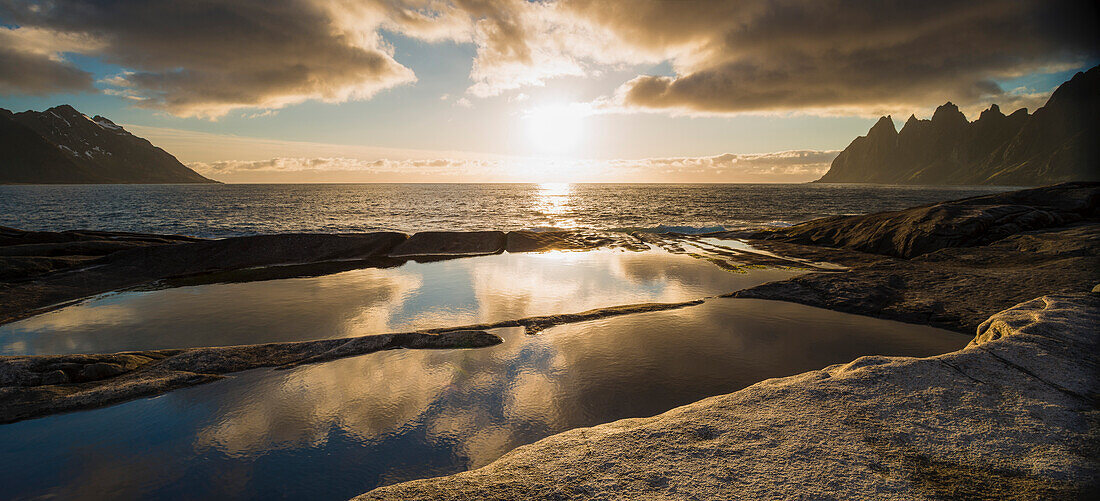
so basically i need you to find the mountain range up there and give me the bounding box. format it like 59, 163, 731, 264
816, 65, 1099, 185
0, 105, 215, 184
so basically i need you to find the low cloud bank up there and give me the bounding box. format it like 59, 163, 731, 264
188, 150, 840, 183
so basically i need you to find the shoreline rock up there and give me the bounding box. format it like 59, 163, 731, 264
0, 329, 502, 424
359, 293, 1100, 499
0, 229, 648, 325
716, 182, 1100, 333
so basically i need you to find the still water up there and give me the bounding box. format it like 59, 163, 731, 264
0, 298, 967, 500
0, 247, 970, 499
0, 248, 799, 355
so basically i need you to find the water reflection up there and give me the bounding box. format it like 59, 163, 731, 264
1, 249, 798, 355
0, 299, 969, 500
533, 182, 578, 229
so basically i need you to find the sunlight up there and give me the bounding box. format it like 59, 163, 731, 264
524, 104, 586, 156
534, 182, 578, 228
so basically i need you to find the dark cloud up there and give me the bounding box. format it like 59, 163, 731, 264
1, 0, 1095, 116
0, 0, 415, 116
574, 0, 1100, 113
0, 44, 93, 95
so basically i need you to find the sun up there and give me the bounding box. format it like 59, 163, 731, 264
524, 103, 586, 156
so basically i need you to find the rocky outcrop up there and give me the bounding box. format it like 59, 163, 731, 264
0, 231, 409, 324
736, 223, 1100, 332
0, 330, 501, 424
359, 293, 1100, 500
767, 182, 1098, 258
0, 105, 216, 184
416, 299, 706, 336
388, 231, 506, 257
505, 230, 608, 252
816, 65, 1100, 185
729, 182, 1100, 333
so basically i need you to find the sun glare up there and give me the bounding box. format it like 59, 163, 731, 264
524, 104, 586, 156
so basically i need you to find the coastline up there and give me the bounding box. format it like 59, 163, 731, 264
0, 182, 1096, 497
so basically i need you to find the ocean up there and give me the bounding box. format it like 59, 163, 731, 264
0, 183, 1015, 237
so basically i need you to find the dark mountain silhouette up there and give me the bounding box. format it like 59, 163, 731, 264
816, 65, 1100, 185
0, 105, 216, 184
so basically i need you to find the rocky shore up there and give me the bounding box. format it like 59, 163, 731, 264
721, 182, 1100, 333
358, 182, 1098, 498
0, 182, 1096, 498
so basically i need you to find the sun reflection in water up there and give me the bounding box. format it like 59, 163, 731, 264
534, 182, 578, 229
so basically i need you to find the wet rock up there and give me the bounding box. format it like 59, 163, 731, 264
506, 231, 603, 252
359, 294, 1099, 500
388, 231, 506, 258
418, 299, 707, 335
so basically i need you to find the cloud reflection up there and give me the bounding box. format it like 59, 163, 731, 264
2, 249, 786, 355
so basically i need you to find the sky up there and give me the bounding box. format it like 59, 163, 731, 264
0, 0, 1096, 183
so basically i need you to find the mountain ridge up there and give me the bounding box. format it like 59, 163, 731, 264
0, 105, 216, 184
816, 65, 1100, 185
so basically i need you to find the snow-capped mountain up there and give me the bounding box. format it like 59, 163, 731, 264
0, 105, 215, 184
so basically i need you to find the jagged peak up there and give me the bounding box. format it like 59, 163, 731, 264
977, 104, 1005, 122
1007, 107, 1029, 119
867, 115, 897, 137
931, 101, 967, 128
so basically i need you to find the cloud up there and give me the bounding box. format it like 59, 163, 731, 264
4, 1, 1092, 118
186, 149, 839, 183
0, 27, 97, 95
190, 157, 502, 175
389, 0, 1098, 114
0, 0, 416, 117
577, 0, 1099, 114
601, 150, 839, 180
